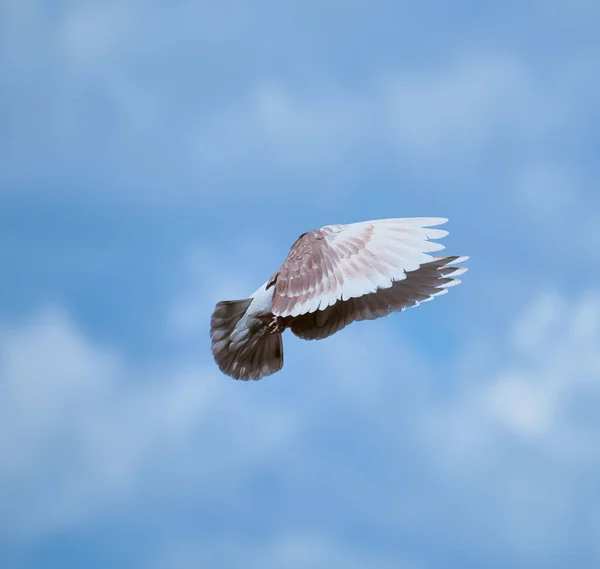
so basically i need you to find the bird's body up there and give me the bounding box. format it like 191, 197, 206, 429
210, 217, 468, 380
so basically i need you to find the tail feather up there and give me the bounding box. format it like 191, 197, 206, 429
210, 299, 284, 381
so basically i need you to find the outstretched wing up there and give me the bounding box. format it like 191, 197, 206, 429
271, 218, 450, 318
287, 255, 467, 340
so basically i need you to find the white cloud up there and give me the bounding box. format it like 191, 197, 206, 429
192, 55, 565, 173
384, 55, 558, 158
418, 291, 600, 550
191, 82, 369, 171
0, 306, 301, 537
424, 291, 600, 455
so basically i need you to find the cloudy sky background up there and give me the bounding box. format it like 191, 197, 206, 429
1, 1, 600, 567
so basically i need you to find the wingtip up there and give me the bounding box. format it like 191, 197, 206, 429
448, 267, 468, 277
446, 255, 469, 265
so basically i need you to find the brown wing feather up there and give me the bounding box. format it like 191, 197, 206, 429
271, 229, 329, 314
287, 256, 466, 341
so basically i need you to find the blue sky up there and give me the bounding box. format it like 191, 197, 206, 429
1, 1, 600, 568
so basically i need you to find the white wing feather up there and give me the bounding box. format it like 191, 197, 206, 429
274, 217, 449, 318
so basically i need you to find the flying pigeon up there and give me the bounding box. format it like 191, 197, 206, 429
210, 218, 467, 380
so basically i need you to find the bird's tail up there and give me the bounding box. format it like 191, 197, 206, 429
210, 299, 284, 381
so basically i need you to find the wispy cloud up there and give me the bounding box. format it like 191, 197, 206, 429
193, 55, 571, 173
2, 4, 595, 202
419, 291, 600, 552
155, 533, 419, 569
0, 307, 300, 537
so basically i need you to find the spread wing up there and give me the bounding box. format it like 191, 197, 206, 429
271, 218, 451, 318
286, 255, 467, 340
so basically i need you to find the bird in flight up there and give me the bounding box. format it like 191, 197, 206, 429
210, 218, 467, 380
